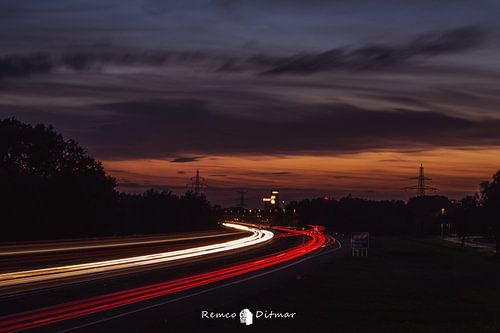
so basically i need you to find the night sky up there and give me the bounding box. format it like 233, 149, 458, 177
2, 0, 500, 206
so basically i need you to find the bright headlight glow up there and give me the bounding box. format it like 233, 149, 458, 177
0, 223, 274, 288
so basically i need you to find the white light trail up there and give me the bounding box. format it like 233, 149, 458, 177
0, 223, 274, 288
0, 231, 244, 257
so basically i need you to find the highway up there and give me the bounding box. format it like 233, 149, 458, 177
0, 221, 342, 332
0, 230, 246, 257
0, 223, 272, 290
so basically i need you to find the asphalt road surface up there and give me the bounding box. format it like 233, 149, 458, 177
0, 222, 346, 333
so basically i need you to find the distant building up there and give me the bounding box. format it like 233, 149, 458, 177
263, 189, 280, 209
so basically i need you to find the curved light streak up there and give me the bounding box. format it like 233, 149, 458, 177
0, 231, 244, 257
0, 223, 273, 288
0, 227, 325, 333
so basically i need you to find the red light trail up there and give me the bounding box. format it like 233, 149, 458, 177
0, 225, 326, 333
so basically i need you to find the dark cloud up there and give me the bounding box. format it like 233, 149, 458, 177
60, 51, 167, 70
0, 53, 52, 78
171, 156, 204, 163
58, 49, 216, 70
409, 26, 485, 54
270, 172, 292, 175
116, 181, 149, 189
33, 99, 500, 159
117, 182, 173, 192
0, 1, 113, 16
0, 26, 487, 80
0, 49, 215, 79
333, 175, 362, 179
379, 158, 410, 163
257, 26, 486, 74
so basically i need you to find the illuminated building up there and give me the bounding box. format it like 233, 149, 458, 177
263, 189, 280, 209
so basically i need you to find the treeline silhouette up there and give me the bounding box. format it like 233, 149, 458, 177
286, 195, 446, 234
0, 118, 219, 241
286, 175, 500, 252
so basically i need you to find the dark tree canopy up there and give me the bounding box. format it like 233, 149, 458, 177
480, 170, 500, 254
0, 118, 219, 241
0, 118, 117, 240
286, 196, 413, 234
286, 194, 481, 237
480, 171, 500, 213
1, 117, 117, 191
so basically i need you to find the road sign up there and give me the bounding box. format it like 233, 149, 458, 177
351, 232, 369, 256
351, 232, 369, 248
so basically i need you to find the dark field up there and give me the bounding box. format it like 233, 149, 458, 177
163, 237, 500, 333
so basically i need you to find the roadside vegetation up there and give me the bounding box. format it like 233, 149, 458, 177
0, 118, 220, 241
287, 175, 500, 254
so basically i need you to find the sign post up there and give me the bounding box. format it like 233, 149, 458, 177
351, 232, 369, 257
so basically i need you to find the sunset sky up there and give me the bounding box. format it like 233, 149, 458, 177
1, 0, 500, 206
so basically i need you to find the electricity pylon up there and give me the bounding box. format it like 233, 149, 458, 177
236, 190, 248, 208
188, 169, 207, 194
402, 163, 437, 196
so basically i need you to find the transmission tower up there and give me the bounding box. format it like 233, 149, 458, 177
187, 169, 207, 195
236, 190, 248, 208
402, 163, 437, 196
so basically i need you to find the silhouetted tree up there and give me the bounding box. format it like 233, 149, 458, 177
407, 195, 452, 235
0, 118, 118, 239
286, 196, 412, 234
480, 170, 500, 255
454, 196, 479, 247
0, 118, 219, 241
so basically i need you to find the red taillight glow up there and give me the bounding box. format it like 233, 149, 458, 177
0, 226, 326, 333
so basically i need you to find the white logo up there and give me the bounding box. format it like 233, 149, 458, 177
239, 308, 254, 326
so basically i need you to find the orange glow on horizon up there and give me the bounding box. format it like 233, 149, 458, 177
103, 147, 500, 202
